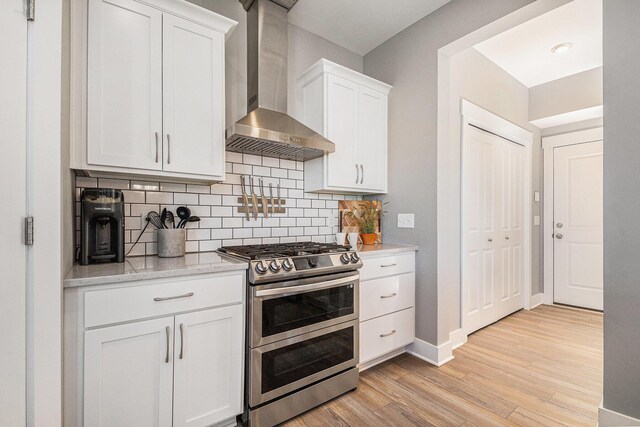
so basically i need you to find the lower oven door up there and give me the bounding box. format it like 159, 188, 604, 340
250, 272, 359, 348
249, 319, 358, 407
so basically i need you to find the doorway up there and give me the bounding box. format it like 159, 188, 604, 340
543, 128, 604, 310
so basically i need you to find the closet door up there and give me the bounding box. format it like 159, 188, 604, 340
463, 125, 524, 334
87, 0, 163, 170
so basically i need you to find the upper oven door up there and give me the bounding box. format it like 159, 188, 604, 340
250, 272, 359, 348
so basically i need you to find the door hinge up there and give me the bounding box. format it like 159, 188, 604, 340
25, 217, 34, 246
27, 0, 35, 21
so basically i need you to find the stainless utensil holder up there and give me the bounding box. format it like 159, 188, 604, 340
157, 229, 185, 258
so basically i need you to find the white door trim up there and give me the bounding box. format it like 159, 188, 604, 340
460, 99, 533, 335
542, 127, 604, 305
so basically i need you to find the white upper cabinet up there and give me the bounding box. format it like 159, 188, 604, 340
75, 0, 236, 182
297, 59, 391, 194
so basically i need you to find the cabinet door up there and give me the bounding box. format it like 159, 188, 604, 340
173, 305, 244, 427
358, 87, 387, 192
84, 317, 174, 427
162, 14, 225, 178
326, 74, 360, 189
87, 0, 162, 170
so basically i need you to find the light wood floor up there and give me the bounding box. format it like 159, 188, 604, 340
284, 305, 603, 427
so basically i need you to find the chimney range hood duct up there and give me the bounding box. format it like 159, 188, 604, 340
225, 0, 335, 161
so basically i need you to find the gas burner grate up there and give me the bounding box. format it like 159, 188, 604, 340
218, 241, 350, 260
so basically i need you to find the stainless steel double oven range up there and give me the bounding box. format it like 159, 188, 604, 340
218, 242, 362, 427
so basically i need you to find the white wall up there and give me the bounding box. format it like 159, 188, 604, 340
444, 47, 542, 335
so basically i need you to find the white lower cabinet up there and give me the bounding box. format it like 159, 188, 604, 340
358, 251, 416, 369
65, 271, 245, 427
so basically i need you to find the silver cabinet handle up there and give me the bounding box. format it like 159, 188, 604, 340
179, 323, 185, 360
380, 292, 397, 299
165, 326, 170, 363
153, 292, 194, 302
155, 132, 159, 163
355, 164, 359, 184
360, 164, 364, 184
167, 134, 171, 164
380, 330, 396, 338
380, 263, 397, 268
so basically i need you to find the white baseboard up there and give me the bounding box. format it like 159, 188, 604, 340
528, 293, 544, 309
599, 406, 640, 426
359, 347, 407, 372
407, 338, 453, 366
449, 328, 467, 350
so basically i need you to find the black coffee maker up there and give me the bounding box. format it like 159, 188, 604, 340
80, 188, 125, 265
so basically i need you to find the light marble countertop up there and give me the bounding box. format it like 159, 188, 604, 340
64, 252, 248, 288
356, 243, 418, 256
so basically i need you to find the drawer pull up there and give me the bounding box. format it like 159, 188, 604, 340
380, 263, 397, 268
380, 292, 397, 299
380, 330, 397, 338
165, 326, 170, 363
179, 323, 185, 360
153, 292, 194, 302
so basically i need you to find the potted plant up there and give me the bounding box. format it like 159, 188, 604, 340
346, 200, 382, 245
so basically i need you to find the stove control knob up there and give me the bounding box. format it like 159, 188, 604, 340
350, 253, 360, 263
282, 258, 294, 271
269, 260, 282, 272
255, 260, 268, 275
308, 257, 318, 268
340, 253, 351, 264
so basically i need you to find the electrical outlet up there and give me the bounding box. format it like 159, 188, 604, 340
398, 213, 415, 229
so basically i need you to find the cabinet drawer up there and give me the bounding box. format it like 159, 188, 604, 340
84, 272, 244, 328
360, 272, 415, 321
359, 307, 414, 364
359, 252, 415, 281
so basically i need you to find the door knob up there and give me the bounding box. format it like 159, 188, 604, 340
505, 236, 510, 240
556, 222, 563, 228
556, 233, 563, 239
488, 238, 493, 242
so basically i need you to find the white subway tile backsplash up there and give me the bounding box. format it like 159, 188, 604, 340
74, 154, 363, 255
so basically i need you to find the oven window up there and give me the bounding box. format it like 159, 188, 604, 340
262, 284, 354, 337
261, 326, 354, 394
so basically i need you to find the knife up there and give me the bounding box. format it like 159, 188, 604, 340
276, 184, 281, 213
259, 178, 269, 219
269, 183, 274, 214
250, 176, 259, 220
240, 175, 250, 221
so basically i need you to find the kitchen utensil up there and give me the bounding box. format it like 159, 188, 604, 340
334, 232, 346, 245
276, 184, 281, 213
147, 211, 165, 230
165, 211, 175, 229
250, 176, 259, 220
348, 232, 359, 248
259, 178, 269, 219
176, 206, 191, 229
160, 208, 168, 229
269, 183, 274, 214
184, 216, 200, 226
241, 175, 251, 221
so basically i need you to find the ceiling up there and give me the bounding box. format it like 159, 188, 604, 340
473, 0, 602, 88
288, 0, 452, 56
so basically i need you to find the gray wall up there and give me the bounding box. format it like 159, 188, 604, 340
603, 0, 640, 419
363, 0, 535, 344
443, 47, 542, 335
529, 67, 603, 121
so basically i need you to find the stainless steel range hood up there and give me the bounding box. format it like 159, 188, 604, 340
225, 0, 335, 161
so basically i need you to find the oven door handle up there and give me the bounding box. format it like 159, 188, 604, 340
255, 274, 359, 297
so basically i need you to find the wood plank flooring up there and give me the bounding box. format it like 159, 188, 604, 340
283, 305, 603, 427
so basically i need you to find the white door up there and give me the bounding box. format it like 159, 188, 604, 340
84, 317, 174, 427
326, 74, 360, 189
463, 125, 524, 334
358, 87, 387, 192
553, 141, 603, 310
173, 306, 243, 427
162, 14, 225, 177
87, 0, 163, 170
0, 1, 27, 424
